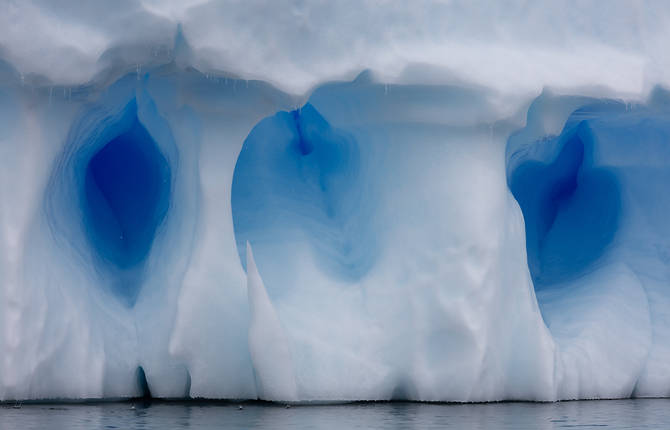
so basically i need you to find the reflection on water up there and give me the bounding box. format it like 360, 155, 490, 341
1, 399, 668, 430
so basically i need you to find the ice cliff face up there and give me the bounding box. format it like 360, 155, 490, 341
1, 1, 670, 402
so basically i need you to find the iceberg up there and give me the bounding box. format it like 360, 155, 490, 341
1, 1, 670, 403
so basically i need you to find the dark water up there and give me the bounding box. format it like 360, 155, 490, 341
1, 399, 668, 429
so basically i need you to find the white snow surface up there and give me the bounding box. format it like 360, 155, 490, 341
0, 0, 669, 96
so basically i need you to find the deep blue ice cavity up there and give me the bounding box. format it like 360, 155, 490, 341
508, 106, 621, 288
46, 92, 174, 307
83, 115, 171, 270
232, 103, 376, 292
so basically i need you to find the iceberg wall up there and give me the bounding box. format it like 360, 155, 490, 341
1, 1, 670, 403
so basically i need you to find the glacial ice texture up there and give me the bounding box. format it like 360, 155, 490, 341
1, 23, 670, 401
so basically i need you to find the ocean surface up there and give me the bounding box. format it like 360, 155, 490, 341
1, 399, 669, 429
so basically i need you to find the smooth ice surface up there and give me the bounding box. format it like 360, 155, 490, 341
246, 244, 298, 402
1, 4, 670, 404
